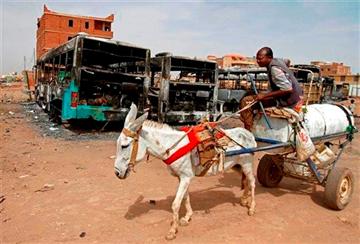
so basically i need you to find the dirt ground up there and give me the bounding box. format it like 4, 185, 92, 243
1, 82, 359, 243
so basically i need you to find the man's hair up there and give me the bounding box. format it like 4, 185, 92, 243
259, 47, 273, 58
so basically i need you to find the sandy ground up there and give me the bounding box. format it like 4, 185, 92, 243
1, 82, 359, 243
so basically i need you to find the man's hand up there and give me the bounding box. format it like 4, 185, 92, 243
256, 93, 267, 101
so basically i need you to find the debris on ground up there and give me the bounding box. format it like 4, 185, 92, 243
18, 175, 30, 179
337, 216, 352, 225
0, 195, 5, 204
22, 102, 120, 141
35, 184, 55, 192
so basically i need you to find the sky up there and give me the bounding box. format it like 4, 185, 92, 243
1, 0, 359, 74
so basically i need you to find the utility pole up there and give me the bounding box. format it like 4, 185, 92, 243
33, 48, 36, 68
357, 73, 359, 97
23, 55, 32, 101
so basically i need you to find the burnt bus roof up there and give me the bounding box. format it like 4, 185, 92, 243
37, 35, 150, 63
219, 67, 267, 74
292, 64, 321, 73
151, 54, 217, 72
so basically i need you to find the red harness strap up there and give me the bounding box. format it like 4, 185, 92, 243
163, 123, 225, 165
163, 127, 199, 165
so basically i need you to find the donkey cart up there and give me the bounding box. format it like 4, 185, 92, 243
226, 104, 357, 210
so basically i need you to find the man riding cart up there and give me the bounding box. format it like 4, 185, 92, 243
239, 47, 303, 130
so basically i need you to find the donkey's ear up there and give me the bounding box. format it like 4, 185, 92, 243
124, 103, 138, 128
129, 112, 148, 131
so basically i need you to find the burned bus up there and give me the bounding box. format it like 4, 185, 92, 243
217, 67, 269, 113
291, 64, 323, 104
148, 53, 220, 123
35, 34, 150, 123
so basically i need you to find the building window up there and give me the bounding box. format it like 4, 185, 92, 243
85, 21, 89, 29
94, 20, 102, 30
68, 36, 72, 41
104, 23, 111, 31
68, 19, 73, 27
354, 76, 359, 82
340, 76, 346, 81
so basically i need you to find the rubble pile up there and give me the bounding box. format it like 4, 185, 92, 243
22, 102, 120, 141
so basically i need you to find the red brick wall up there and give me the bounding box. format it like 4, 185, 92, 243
36, 9, 113, 59
320, 63, 351, 76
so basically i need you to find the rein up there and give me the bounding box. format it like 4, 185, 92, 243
216, 99, 257, 124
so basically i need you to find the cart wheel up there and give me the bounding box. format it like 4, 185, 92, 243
257, 154, 284, 188
324, 167, 354, 210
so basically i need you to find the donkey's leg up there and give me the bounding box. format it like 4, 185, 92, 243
242, 156, 256, 216
240, 174, 250, 207
166, 176, 191, 240
232, 164, 250, 207
179, 190, 193, 226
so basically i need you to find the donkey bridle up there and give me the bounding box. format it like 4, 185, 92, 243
122, 127, 142, 172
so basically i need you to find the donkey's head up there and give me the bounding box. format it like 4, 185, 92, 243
114, 103, 148, 179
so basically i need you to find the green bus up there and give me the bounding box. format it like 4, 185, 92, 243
35, 34, 150, 123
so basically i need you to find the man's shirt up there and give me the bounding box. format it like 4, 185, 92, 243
270, 67, 292, 90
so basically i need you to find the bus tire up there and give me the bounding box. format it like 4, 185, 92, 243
49, 100, 62, 124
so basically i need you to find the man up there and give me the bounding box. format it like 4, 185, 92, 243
349, 99, 356, 114
240, 47, 303, 130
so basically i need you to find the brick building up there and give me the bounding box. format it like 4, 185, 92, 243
207, 54, 256, 69
330, 74, 359, 85
36, 5, 114, 59
311, 61, 351, 76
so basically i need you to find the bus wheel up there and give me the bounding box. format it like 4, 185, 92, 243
49, 100, 62, 124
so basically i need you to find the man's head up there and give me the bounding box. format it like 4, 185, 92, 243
256, 47, 273, 67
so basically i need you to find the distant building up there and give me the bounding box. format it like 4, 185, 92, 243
36, 5, 114, 59
311, 61, 351, 76
330, 74, 360, 97
330, 74, 359, 84
207, 54, 256, 69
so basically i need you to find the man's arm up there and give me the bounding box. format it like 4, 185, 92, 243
256, 67, 293, 101
256, 89, 292, 101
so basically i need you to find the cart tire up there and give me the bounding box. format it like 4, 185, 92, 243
324, 167, 354, 210
257, 154, 284, 188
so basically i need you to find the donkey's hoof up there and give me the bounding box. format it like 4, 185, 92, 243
240, 198, 248, 207
165, 232, 176, 241
179, 217, 189, 226
248, 209, 255, 216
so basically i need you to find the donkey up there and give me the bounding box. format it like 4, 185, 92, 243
114, 104, 257, 240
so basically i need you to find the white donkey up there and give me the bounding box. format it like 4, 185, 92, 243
114, 104, 257, 240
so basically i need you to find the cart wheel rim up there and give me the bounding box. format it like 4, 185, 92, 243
339, 176, 352, 204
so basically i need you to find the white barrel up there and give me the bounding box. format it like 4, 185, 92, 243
252, 104, 354, 142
